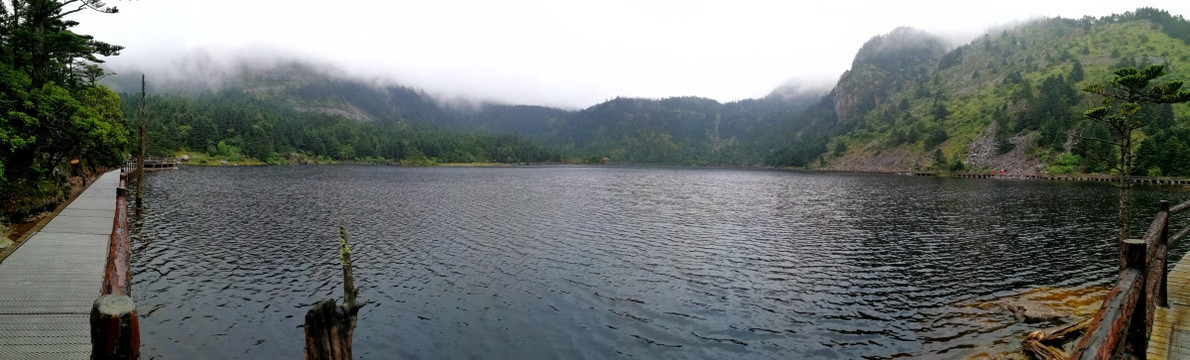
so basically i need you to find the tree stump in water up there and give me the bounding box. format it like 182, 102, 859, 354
303, 299, 366, 360
304, 226, 368, 360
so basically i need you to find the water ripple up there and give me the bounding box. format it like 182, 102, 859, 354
130, 166, 1190, 359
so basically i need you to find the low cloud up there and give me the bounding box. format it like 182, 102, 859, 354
80, 0, 1190, 108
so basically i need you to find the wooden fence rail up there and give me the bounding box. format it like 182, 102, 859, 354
1069, 199, 1190, 359
123, 157, 176, 171
90, 171, 140, 359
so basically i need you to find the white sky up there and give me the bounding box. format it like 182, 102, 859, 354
73, 0, 1190, 108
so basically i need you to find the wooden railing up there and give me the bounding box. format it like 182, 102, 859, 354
90, 171, 140, 359
102, 175, 132, 296
1070, 199, 1190, 359
122, 156, 176, 173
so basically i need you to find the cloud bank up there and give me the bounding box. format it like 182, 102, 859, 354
73, 0, 1190, 108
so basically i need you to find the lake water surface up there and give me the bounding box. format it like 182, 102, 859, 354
131, 166, 1190, 358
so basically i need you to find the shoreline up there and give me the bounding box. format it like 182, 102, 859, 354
171, 161, 1190, 186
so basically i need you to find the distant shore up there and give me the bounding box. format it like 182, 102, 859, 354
146, 158, 1190, 187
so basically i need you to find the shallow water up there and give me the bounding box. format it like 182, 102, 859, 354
130, 166, 1190, 358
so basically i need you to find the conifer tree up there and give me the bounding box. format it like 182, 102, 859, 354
1081, 64, 1190, 243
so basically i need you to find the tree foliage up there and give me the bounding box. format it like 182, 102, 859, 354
1, 0, 125, 223
1081, 64, 1190, 179
122, 91, 563, 165
1081, 64, 1190, 241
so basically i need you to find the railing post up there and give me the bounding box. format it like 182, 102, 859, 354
1160, 200, 1170, 308
92, 182, 139, 359
1126, 238, 1148, 358
90, 295, 139, 360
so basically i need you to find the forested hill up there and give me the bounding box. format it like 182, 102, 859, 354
111, 63, 823, 165
112, 7, 1190, 174
794, 8, 1190, 175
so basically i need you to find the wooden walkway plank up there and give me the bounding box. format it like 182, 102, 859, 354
1149, 248, 1190, 360
0, 170, 121, 360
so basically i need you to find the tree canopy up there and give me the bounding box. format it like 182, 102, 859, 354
1, 0, 126, 223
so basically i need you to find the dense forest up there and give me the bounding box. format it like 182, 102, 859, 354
114, 66, 820, 166
124, 90, 562, 166
1, 0, 127, 223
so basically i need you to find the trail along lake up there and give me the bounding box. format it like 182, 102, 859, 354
130, 166, 1190, 358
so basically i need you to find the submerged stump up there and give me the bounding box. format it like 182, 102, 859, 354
303, 299, 366, 360
304, 226, 368, 360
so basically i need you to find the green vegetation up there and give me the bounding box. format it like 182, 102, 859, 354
773, 8, 1190, 176
1082, 64, 1190, 183
114, 66, 822, 166
1080, 64, 1190, 240
123, 91, 564, 166
1, 0, 126, 223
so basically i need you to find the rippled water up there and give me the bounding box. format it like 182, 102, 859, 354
131, 166, 1190, 359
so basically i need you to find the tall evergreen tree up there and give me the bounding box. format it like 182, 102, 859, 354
1081, 64, 1190, 246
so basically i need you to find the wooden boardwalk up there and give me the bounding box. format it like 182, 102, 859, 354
1149, 250, 1190, 360
0, 170, 121, 359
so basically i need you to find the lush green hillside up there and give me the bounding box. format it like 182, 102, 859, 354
808, 8, 1190, 175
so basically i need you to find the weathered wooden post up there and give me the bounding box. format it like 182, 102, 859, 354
1159, 200, 1170, 308
304, 227, 367, 360
1070, 239, 1147, 359
91, 182, 139, 359
103, 193, 132, 296
90, 295, 140, 360
1125, 238, 1148, 358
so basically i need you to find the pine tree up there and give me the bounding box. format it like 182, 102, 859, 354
1081, 64, 1190, 244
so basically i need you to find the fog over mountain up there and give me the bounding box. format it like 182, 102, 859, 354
76, 0, 1190, 108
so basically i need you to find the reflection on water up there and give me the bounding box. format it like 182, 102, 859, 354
131, 166, 1190, 358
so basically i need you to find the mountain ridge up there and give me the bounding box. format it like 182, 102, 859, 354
106, 7, 1190, 174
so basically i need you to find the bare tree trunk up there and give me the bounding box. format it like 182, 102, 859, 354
136, 75, 146, 208
1121, 136, 1132, 237
339, 227, 358, 306
1116, 136, 1133, 269
304, 227, 367, 360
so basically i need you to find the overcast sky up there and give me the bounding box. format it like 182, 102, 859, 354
73, 0, 1190, 108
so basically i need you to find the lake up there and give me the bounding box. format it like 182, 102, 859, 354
130, 166, 1190, 358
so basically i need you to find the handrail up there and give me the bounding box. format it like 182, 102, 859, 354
1071, 245, 1144, 359
101, 177, 132, 296
91, 170, 140, 359
1068, 199, 1190, 359
1173, 201, 1190, 218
